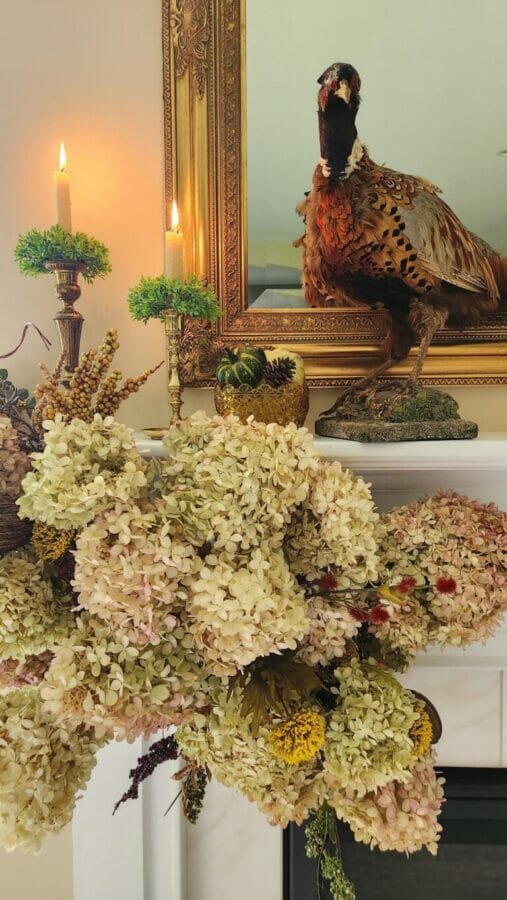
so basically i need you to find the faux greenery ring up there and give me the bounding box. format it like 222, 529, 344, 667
15, 224, 111, 284
127, 275, 221, 322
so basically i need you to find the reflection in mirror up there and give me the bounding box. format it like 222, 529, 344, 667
246, 0, 507, 309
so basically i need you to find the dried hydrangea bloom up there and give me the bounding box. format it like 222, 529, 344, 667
177, 685, 327, 828
0, 652, 53, 691
0, 687, 103, 851
0, 549, 74, 658
331, 751, 445, 855
0, 417, 30, 497
186, 544, 309, 676
324, 660, 419, 793
297, 596, 360, 666
18, 414, 148, 530
285, 460, 380, 586
74, 499, 199, 645
161, 412, 320, 550
370, 596, 433, 665
376, 491, 507, 651
40, 615, 207, 741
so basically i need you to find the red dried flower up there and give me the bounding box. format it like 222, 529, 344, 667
435, 576, 457, 595
349, 608, 369, 623
397, 577, 417, 594
319, 573, 337, 592
370, 606, 390, 624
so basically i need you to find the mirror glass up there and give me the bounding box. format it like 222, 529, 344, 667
246, 0, 507, 309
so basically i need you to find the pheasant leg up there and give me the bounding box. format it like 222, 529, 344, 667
408, 301, 448, 383
380, 302, 449, 411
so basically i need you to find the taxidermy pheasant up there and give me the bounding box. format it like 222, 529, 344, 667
296, 62, 507, 412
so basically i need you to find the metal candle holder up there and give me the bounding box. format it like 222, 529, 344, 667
163, 308, 183, 424
45, 260, 85, 385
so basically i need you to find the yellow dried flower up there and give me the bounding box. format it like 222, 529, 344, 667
268, 710, 325, 765
32, 522, 75, 561
409, 709, 433, 759
377, 584, 405, 605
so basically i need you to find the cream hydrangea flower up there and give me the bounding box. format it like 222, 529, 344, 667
0, 549, 73, 658
40, 615, 207, 740
369, 595, 433, 665
0, 687, 103, 851
297, 596, 360, 666
285, 461, 380, 586
177, 684, 327, 827
331, 750, 444, 855
324, 660, 419, 793
186, 544, 310, 676
18, 414, 148, 530
161, 412, 320, 550
74, 499, 199, 645
0, 417, 30, 497
375, 491, 507, 654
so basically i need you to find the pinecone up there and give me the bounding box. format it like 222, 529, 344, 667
264, 357, 296, 387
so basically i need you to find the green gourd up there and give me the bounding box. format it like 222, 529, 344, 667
216, 345, 266, 388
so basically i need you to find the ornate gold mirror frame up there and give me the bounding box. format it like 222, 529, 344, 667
162, 0, 507, 387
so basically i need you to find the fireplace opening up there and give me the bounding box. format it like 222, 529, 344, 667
284, 768, 507, 900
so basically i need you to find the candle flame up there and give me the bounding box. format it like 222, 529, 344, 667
171, 200, 180, 231
59, 142, 67, 172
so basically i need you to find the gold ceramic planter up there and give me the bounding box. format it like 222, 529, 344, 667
214, 380, 309, 427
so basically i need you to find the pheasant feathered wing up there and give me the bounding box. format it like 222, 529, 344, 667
350, 156, 499, 300
398, 192, 499, 299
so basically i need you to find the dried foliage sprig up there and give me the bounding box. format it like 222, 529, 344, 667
230, 654, 323, 736
113, 735, 179, 814
174, 762, 210, 824
305, 804, 355, 900
15, 225, 111, 283
0, 369, 40, 451
32, 328, 162, 429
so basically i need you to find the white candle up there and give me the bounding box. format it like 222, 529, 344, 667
164, 200, 184, 278
53, 141, 72, 231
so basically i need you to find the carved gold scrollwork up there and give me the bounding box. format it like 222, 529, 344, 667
169, 0, 209, 99
179, 317, 223, 383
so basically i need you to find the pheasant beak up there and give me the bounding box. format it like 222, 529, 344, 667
334, 80, 352, 105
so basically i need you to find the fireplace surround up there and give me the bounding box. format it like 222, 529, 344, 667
284, 768, 507, 900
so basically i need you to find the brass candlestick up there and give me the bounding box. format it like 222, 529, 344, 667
45, 260, 85, 385
163, 308, 183, 424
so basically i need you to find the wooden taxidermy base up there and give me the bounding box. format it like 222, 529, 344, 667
315, 380, 478, 443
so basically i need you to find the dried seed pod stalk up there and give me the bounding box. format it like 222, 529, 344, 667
33, 329, 161, 429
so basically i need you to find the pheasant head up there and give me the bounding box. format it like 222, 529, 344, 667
317, 62, 363, 180
317, 62, 361, 113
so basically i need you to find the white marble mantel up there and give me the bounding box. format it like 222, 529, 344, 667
74, 432, 507, 900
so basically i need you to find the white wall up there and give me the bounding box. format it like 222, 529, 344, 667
0, 1, 507, 898
0, 0, 167, 433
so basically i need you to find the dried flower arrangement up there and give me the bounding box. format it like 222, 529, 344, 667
0, 348, 505, 898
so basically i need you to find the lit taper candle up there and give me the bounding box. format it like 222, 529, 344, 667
54, 142, 72, 231
164, 200, 184, 278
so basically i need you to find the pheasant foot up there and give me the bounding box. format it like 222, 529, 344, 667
319, 358, 397, 419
